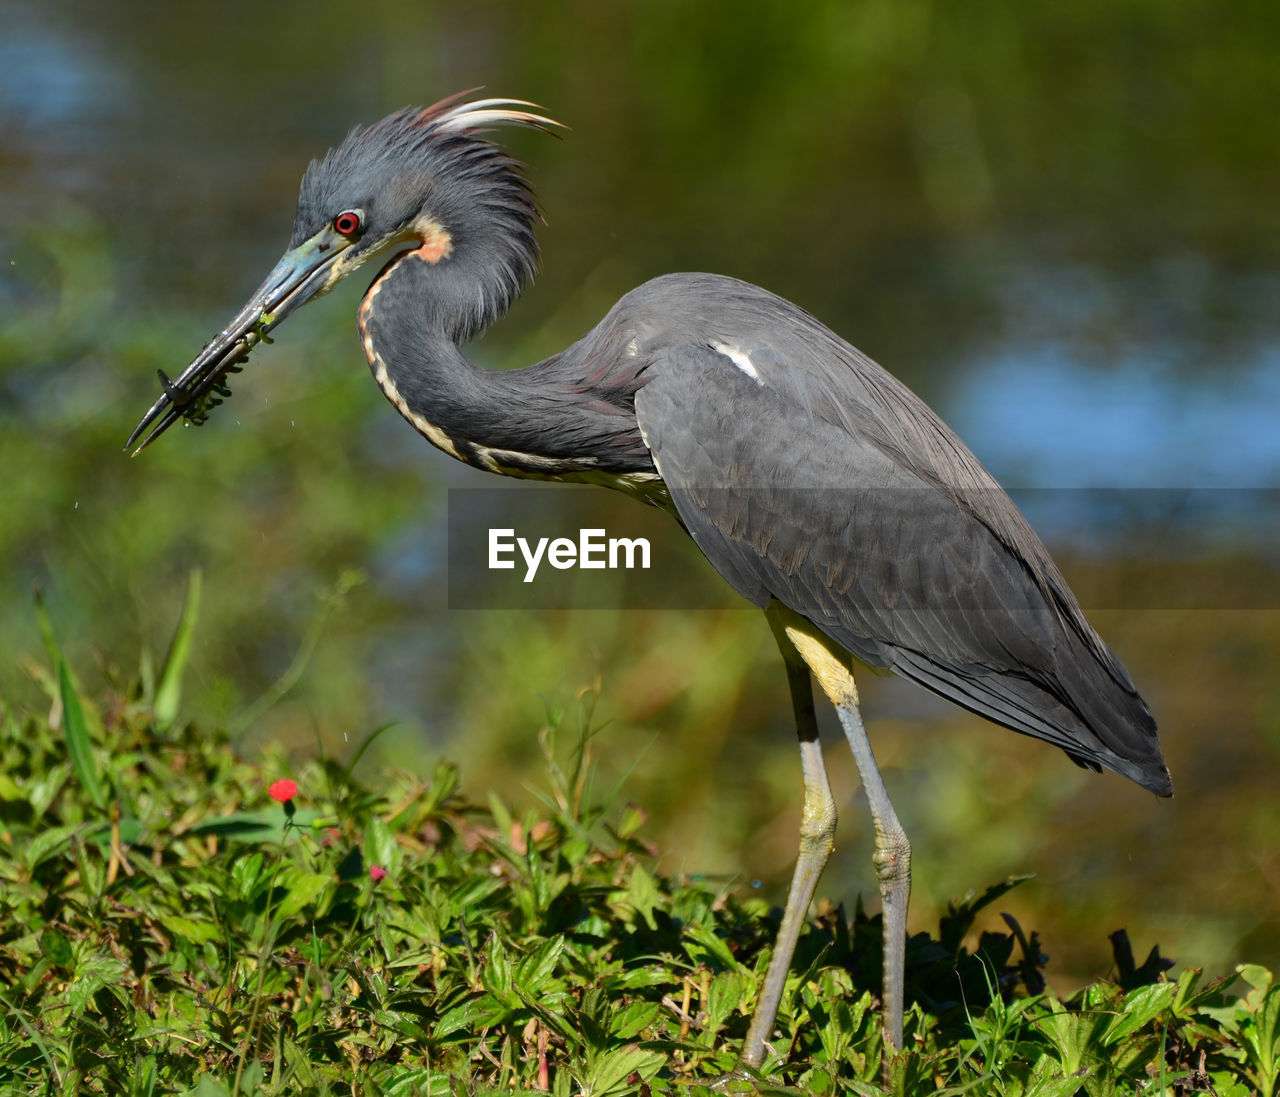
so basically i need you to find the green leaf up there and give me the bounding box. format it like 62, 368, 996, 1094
275, 870, 334, 919
39, 926, 73, 968
384, 1070, 454, 1097
580, 1044, 666, 1096
625, 863, 662, 930
481, 938, 518, 1008
129, 1056, 157, 1097
683, 919, 739, 970
117, 815, 145, 844
705, 970, 747, 1037
1239, 963, 1275, 994
158, 915, 223, 945
435, 999, 488, 1039
515, 935, 566, 995
59, 658, 106, 809
616, 802, 647, 839
1104, 982, 1176, 1043
1022, 1068, 1086, 1097
68, 953, 130, 1012
22, 822, 83, 871
601, 967, 671, 993
1039, 1003, 1104, 1076
609, 1000, 661, 1040
153, 569, 202, 730
1236, 966, 1280, 1096
423, 761, 460, 813
230, 851, 266, 900
364, 814, 398, 875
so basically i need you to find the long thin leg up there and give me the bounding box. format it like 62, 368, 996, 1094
769, 605, 911, 1054
735, 606, 839, 1071
835, 697, 910, 1051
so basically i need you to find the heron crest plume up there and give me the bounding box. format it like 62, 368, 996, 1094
294, 94, 563, 335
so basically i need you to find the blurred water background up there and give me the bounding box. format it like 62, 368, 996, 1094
2, 0, 1278, 987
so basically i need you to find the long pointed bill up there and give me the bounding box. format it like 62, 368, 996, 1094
126, 227, 354, 454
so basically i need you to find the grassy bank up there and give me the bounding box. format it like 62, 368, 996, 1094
0, 603, 1276, 1097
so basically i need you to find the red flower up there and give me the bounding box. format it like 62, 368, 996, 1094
369, 864, 387, 882
268, 779, 298, 803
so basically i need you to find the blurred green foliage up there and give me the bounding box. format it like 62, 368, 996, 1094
1, 0, 1278, 1000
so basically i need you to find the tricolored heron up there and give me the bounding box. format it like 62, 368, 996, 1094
128, 94, 1172, 1069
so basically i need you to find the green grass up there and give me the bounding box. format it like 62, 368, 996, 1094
1, 605, 1277, 1096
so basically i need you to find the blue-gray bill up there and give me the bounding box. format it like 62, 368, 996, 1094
125, 228, 353, 454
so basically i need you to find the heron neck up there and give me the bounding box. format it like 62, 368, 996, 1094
357, 249, 654, 481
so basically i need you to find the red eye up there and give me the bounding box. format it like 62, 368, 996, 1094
333, 211, 362, 236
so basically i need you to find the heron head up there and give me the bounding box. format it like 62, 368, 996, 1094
127, 93, 560, 453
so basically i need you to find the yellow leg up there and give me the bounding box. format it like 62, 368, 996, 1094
733, 604, 839, 1071
766, 605, 910, 1056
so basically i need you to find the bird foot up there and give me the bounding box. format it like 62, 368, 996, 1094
704, 1067, 766, 1093
706, 1068, 754, 1091
706, 1063, 806, 1094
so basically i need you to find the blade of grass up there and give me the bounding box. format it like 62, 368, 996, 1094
340, 722, 399, 782
33, 587, 65, 679
229, 570, 364, 736
0, 991, 62, 1089
59, 658, 106, 810
154, 568, 202, 730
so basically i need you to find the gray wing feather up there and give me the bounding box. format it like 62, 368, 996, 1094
634, 340, 1170, 796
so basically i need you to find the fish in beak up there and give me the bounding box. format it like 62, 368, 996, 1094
125, 224, 357, 454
